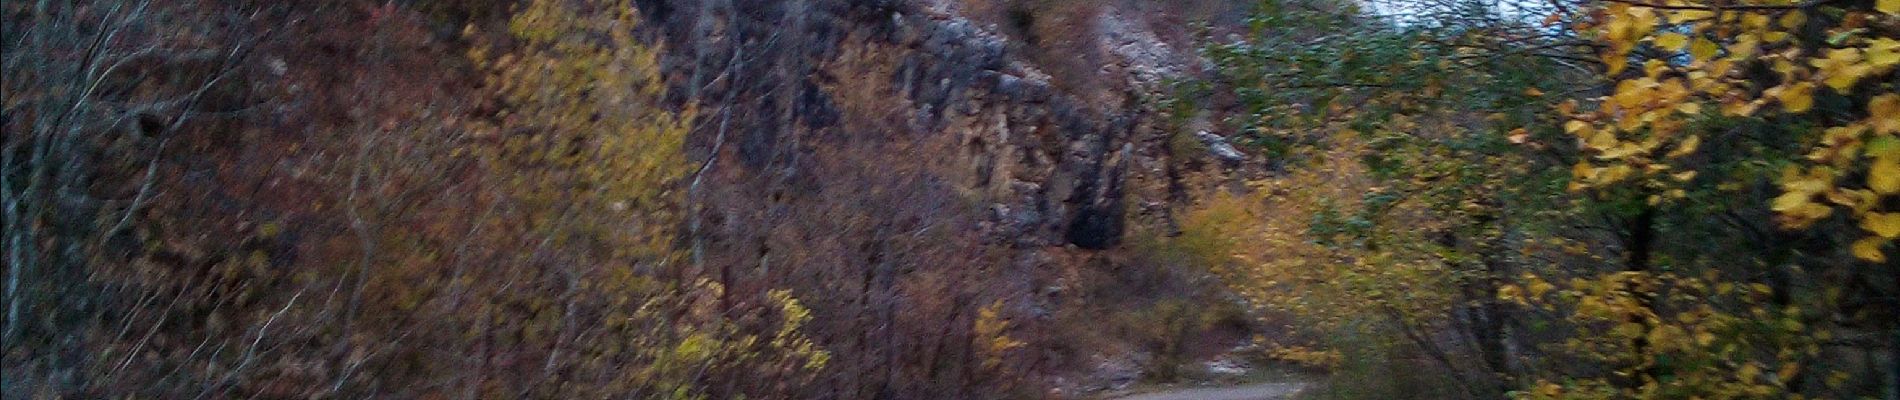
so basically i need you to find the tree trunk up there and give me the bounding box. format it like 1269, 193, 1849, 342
1621, 205, 1658, 392
1889, 267, 1900, 400
1381, 306, 1481, 399
1476, 251, 1512, 394
1887, 325, 1898, 400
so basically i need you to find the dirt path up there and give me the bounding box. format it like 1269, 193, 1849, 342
1110, 382, 1307, 400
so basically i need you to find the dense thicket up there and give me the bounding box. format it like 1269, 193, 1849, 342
1172, 0, 1900, 398
2, 1, 832, 397
2, 1, 1131, 398
13, 0, 1897, 399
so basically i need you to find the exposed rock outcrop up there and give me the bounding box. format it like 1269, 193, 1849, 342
648, 0, 1211, 251
642, 1, 1243, 396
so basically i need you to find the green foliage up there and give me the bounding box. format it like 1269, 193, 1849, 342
1186, 0, 1900, 399
1507, 272, 1832, 400
1305, 336, 1467, 400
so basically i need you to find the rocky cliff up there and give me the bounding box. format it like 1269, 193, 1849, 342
0, 0, 1255, 397
639, 0, 1251, 396
650, 0, 1177, 250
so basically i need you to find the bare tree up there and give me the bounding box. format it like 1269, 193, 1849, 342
3, 1, 254, 395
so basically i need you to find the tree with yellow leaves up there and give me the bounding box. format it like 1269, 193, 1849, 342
460, 0, 826, 397
1565, 0, 1900, 261
1544, 0, 1900, 398
1189, 1, 1586, 396
1190, 0, 1900, 399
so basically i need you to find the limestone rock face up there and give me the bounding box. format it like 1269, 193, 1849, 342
647, 0, 1223, 251
642, 1, 1246, 396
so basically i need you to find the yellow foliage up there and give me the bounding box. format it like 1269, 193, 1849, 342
1266, 345, 1343, 369
1567, 0, 1900, 261
974, 300, 1025, 370
1176, 130, 1464, 355
462, 1, 825, 396
468, 0, 690, 262
1514, 272, 1825, 400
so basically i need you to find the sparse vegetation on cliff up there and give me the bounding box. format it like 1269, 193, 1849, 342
7, 1, 1900, 399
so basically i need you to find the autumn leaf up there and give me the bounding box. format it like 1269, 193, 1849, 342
1654, 32, 1688, 51
1868, 39, 1900, 67
1870, 137, 1900, 194
1666, 135, 1700, 158
1869, 95, 1900, 134
1508, 127, 1531, 144
1689, 38, 1720, 61
1853, 237, 1889, 262
1862, 213, 1900, 238
1774, 82, 1815, 113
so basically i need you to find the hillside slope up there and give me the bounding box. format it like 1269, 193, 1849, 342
3, 0, 1263, 398
641, 0, 1262, 396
